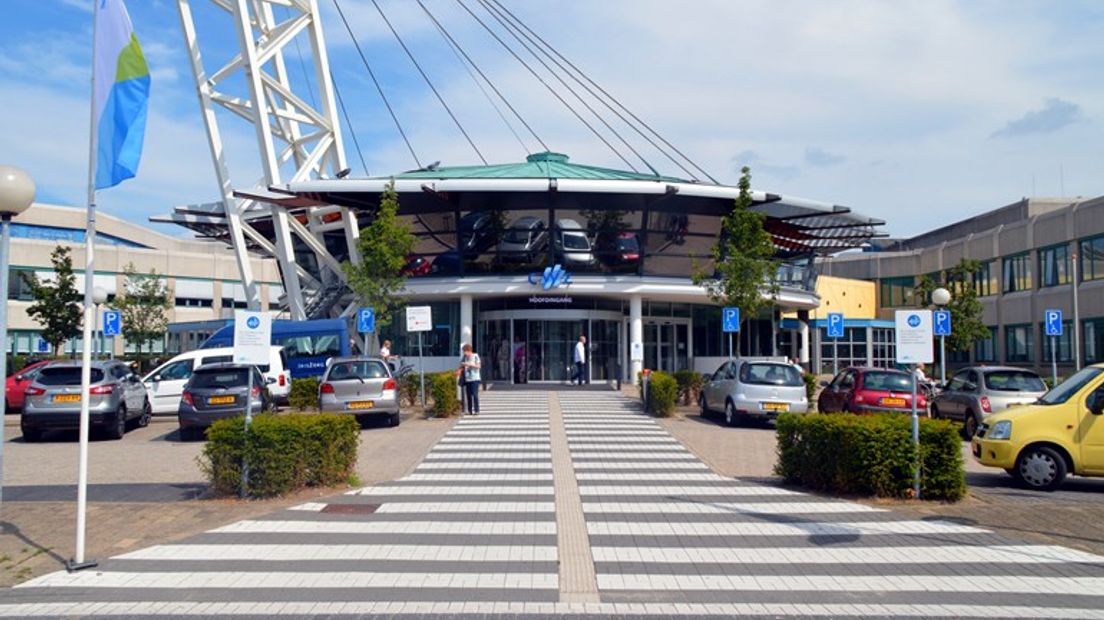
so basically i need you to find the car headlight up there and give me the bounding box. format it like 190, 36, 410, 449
987, 420, 1012, 440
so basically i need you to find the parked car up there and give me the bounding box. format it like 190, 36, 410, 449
497, 216, 548, 263
932, 366, 1047, 438
700, 360, 808, 426
595, 231, 641, 270
5, 359, 52, 412
817, 367, 927, 414
552, 218, 596, 267
458, 211, 499, 256
21, 360, 151, 442
318, 356, 400, 427
178, 363, 273, 440
144, 346, 290, 414
973, 364, 1104, 491
400, 254, 431, 277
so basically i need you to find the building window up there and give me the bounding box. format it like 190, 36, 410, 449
1083, 319, 1104, 364
220, 298, 248, 310
871, 328, 896, 368
1080, 235, 1104, 282
818, 326, 868, 374
879, 276, 915, 307
1041, 321, 1073, 362
971, 260, 996, 297
1002, 253, 1032, 293
7, 269, 36, 301
1004, 324, 1034, 363
692, 305, 723, 357
1039, 244, 1070, 288
975, 327, 997, 362
378, 301, 460, 357
176, 297, 213, 308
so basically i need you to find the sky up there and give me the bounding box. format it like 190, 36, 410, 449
1, 0, 1102, 240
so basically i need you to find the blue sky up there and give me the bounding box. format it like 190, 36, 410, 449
2, 0, 1102, 239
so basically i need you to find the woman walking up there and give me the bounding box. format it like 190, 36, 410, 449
459, 343, 482, 415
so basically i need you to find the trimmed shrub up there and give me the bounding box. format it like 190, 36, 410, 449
288, 377, 319, 411
200, 413, 360, 498
645, 371, 680, 417
803, 372, 818, 404
399, 372, 422, 407
428, 371, 460, 418
673, 370, 705, 405
774, 412, 965, 501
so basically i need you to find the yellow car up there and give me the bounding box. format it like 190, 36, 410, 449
972, 365, 1104, 491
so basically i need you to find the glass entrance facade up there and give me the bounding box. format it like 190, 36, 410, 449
478, 315, 622, 383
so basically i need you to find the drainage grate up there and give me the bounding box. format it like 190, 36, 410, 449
321, 503, 380, 514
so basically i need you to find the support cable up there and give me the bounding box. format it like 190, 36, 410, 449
455, 0, 638, 172
417, 0, 542, 154
332, 72, 370, 176
371, 0, 487, 165
476, 0, 659, 177
332, 0, 421, 168
487, 0, 718, 184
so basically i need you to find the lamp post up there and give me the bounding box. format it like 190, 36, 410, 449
0, 165, 36, 512
92, 287, 108, 360
931, 287, 952, 386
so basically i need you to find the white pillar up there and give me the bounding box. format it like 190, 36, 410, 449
460, 294, 473, 354
799, 319, 810, 366
630, 295, 643, 383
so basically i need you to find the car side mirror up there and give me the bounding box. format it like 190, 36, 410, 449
819, 380, 830, 388
151, 374, 162, 382
1091, 395, 1104, 416
13, 375, 24, 382
266, 376, 277, 385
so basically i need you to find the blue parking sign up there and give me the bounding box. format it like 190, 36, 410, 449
826, 313, 845, 338
357, 307, 375, 334
722, 307, 740, 333
1045, 309, 1063, 336
102, 310, 122, 337
933, 310, 952, 337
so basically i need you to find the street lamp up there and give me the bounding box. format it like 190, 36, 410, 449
932, 287, 952, 386
0, 165, 36, 512
92, 287, 108, 360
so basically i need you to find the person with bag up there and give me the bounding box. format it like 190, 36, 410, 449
458, 343, 482, 415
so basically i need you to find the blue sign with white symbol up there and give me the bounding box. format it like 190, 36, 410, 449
933, 310, 952, 337
722, 307, 740, 333
826, 312, 845, 338
102, 310, 122, 337
907, 314, 921, 328
528, 264, 572, 290
246, 316, 260, 329
35, 337, 50, 353
357, 307, 376, 334
1045, 309, 1063, 336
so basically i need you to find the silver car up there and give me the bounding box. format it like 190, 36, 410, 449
932, 366, 1047, 438
21, 361, 151, 442
319, 357, 400, 427
699, 360, 809, 426
497, 216, 547, 263
553, 218, 596, 267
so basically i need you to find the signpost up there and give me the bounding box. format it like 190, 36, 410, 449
722, 307, 740, 359
933, 309, 952, 387
895, 309, 933, 499
1045, 309, 1063, 386
407, 306, 432, 407
233, 310, 271, 497
826, 313, 844, 375
357, 307, 375, 354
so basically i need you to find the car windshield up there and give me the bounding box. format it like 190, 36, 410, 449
862, 372, 913, 392
740, 363, 803, 386
327, 360, 389, 381
38, 367, 104, 385
561, 232, 589, 250
985, 370, 1046, 392
191, 369, 250, 389
1038, 367, 1103, 405
504, 228, 531, 243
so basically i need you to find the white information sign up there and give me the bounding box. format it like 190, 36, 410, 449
406, 306, 432, 332
630, 341, 644, 362
894, 310, 933, 364
233, 310, 272, 365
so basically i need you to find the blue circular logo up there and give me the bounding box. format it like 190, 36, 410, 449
907, 315, 921, 328
246, 316, 260, 329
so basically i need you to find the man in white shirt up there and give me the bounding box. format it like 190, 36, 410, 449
573, 335, 588, 386
380, 339, 394, 372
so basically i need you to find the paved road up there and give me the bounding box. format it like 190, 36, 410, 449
4, 391, 1104, 618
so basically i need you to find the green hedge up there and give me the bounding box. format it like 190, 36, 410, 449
288, 377, 319, 411
428, 371, 460, 418
673, 370, 705, 405
645, 371, 680, 417
803, 372, 818, 404
399, 373, 422, 407
774, 412, 965, 501
200, 413, 360, 497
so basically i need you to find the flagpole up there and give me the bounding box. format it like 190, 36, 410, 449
68, 0, 101, 573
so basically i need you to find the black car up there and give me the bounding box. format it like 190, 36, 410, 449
595, 231, 642, 270
178, 363, 274, 440
458, 211, 499, 256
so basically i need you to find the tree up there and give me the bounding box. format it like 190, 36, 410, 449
692, 166, 779, 324
23, 246, 82, 356
914, 259, 990, 353
344, 180, 415, 348
112, 263, 173, 358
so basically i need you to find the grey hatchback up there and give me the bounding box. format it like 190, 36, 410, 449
931, 366, 1047, 438
319, 357, 400, 427
21, 360, 151, 442
178, 363, 273, 440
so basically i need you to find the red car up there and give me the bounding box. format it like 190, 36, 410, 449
5, 360, 53, 412
400, 254, 431, 277
817, 366, 927, 414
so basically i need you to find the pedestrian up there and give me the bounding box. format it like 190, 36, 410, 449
572, 335, 588, 386
380, 339, 395, 373
513, 335, 527, 384
459, 343, 481, 415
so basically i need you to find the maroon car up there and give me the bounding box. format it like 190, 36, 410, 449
400, 254, 431, 277
817, 367, 927, 414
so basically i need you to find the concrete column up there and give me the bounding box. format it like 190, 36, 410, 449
460, 294, 473, 354
799, 320, 810, 366
630, 295, 643, 383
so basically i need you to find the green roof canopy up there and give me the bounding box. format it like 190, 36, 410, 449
388, 151, 687, 183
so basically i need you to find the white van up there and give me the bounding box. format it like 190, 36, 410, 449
143, 346, 291, 414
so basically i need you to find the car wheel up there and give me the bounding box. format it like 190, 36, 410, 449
963, 412, 979, 440
106, 405, 127, 440
389, 413, 401, 427
699, 394, 710, 418
21, 425, 41, 443
1014, 445, 1068, 491
930, 404, 941, 420
724, 401, 738, 427
138, 399, 152, 428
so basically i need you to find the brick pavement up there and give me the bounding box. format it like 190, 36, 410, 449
3, 390, 1104, 618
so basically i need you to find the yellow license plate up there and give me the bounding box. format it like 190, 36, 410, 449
881, 397, 907, 407
762, 402, 789, 412
53, 394, 80, 403
208, 396, 235, 405
348, 401, 375, 410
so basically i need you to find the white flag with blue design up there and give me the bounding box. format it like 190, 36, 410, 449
93, 0, 150, 189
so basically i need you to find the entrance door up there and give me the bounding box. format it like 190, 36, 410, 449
643, 320, 690, 373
